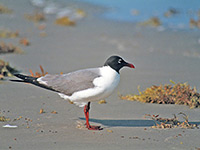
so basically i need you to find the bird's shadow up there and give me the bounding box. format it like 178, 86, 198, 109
79, 117, 200, 128
79, 117, 156, 127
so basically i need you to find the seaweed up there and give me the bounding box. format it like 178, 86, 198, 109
24, 11, 45, 22
0, 116, 10, 122
0, 29, 19, 38
0, 60, 18, 79
139, 17, 161, 27
190, 18, 200, 29
164, 8, 179, 18
19, 38, 30, 46
145, 112, 198, 129
29, 65, 48, 78
98, 100, 107, 104
120, 81, 200, 108
0, 42, 23, 54
29, 65, 64, 78
0, 4, 13, 14
76, 9, 87, 18
55, 16, 75, 26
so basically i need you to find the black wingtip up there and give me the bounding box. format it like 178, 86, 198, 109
10, 79, 26, 83
13, 73, 22, 78
11, 73, 58, 93
11, 73, 38, 85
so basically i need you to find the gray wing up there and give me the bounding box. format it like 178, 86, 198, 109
37, 68, 101, 96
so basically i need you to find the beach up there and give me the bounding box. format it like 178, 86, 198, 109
1, 0, 200, 149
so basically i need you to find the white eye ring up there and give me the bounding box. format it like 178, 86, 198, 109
118, 59, 122, 64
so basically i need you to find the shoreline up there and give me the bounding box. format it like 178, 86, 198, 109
77, 0, 200, 31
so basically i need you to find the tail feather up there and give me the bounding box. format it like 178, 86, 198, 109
11, 73, 58, 92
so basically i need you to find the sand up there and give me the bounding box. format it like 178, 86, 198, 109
1, 0, 200, 149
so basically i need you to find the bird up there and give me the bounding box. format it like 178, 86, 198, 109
11, 55, 135, 130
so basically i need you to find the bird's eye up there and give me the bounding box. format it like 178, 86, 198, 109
118, 59, 122, 64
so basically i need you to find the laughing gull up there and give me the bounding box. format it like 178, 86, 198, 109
12, 55, 135, 130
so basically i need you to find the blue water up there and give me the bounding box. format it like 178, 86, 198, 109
79, 0, 200, 29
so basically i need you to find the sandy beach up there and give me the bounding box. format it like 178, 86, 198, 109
1, 0, 200, 149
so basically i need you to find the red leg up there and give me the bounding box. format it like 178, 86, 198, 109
84, 102, 102, 130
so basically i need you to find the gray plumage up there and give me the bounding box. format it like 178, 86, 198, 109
37, 68, 101, 96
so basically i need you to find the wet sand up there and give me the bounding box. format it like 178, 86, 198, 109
1, 0, 200, 149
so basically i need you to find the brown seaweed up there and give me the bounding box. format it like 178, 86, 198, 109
19, 38, 30, 46
29, 65, 48, 78
139, 17, 161, 27
0, 42, 23, 54
0, 116, 10, 122
145, 112, 198, 129
120, 81, 200, 108
0, 4, 13, 14
164, 8, 179, 17
55, 17, 75, 26
190, 18, 200, 29
0, 29, 19, 38
24, 11, 45, 22
0, 60, 18, 79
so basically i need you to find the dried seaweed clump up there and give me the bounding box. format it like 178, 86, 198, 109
0, 42, 23, 54
139, 17, 161, 27
164, 8, 179, 18
145, 112, 198, 129
120, 81, 200, 108
0, 29, 19, 38
76, 9, 87, 18
98, 100, 107, 104
29, 65, 48, 78
0, 116, 10, 122
24, 12, 45, 22
0, 4, 13, 14
55, 8, 86, 26
55, 17, 75, 26
190, 18, 200, 29
19, 38, 30, 46
0, 60, 18, 79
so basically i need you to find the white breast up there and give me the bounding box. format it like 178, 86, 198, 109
94, 66, 120, 96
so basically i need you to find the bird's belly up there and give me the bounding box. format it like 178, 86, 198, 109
70, 74, 120, 102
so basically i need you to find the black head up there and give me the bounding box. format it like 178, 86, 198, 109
104, 55, 135, 73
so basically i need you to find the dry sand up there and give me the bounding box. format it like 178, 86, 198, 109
1, 0, 200, 149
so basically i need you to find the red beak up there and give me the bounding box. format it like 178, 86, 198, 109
128, 63, 135, 69
125, 62, 135, 69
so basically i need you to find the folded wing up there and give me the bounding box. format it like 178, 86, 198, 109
37, 68, 101, 96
